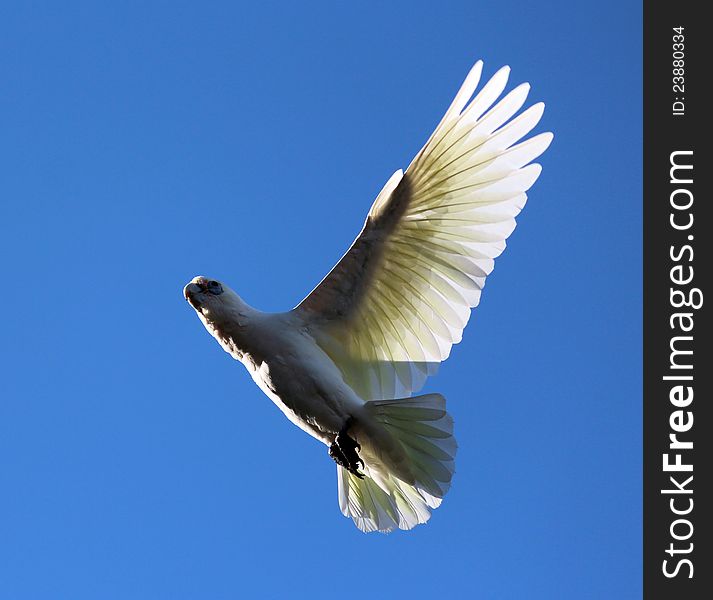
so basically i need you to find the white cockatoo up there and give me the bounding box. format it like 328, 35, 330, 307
184, 61, 552, 533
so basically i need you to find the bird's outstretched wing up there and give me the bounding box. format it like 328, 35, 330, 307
294, 61, 552, 400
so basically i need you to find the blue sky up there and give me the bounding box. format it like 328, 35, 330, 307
0, 2, 641, 598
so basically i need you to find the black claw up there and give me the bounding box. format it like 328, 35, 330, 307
328, 419, 364, 478
329, 442, 348, 466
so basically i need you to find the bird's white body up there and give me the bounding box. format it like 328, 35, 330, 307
184, 61, 552, 532
200, 303, 363, 444
192, 298, 418, 487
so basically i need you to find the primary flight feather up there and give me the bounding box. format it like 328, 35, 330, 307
184, 61, 552, 533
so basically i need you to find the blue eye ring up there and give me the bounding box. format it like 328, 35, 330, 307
206, 280, 223, 295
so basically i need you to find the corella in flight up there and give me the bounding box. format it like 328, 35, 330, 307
184, 61, 552, 533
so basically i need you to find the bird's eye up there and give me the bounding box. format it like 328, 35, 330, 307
205, 280, 223, 295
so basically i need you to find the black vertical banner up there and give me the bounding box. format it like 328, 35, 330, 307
644, 1, 710, 598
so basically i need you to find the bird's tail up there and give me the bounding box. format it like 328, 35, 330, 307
337, 393, 457, 533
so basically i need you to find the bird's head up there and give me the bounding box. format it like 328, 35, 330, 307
183, 275, 252, 360
183, 275, 240, 321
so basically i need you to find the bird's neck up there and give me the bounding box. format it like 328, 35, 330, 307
200, 295, 259, 361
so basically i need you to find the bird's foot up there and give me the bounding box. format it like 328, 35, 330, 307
329, 419, 364, 478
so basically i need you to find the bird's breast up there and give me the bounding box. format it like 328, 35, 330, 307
219, 314, 364, 442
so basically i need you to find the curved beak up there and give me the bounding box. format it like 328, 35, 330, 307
183, 280, 208, 309
183, 281, 205, 300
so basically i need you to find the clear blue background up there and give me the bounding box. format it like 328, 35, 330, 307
0, 2, 641, 598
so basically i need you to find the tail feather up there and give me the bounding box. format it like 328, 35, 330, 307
337, 393, 457, 533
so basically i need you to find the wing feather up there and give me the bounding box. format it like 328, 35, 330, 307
295, 61, 552, 399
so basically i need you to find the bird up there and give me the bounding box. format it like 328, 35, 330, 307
183, 60, 552, 533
